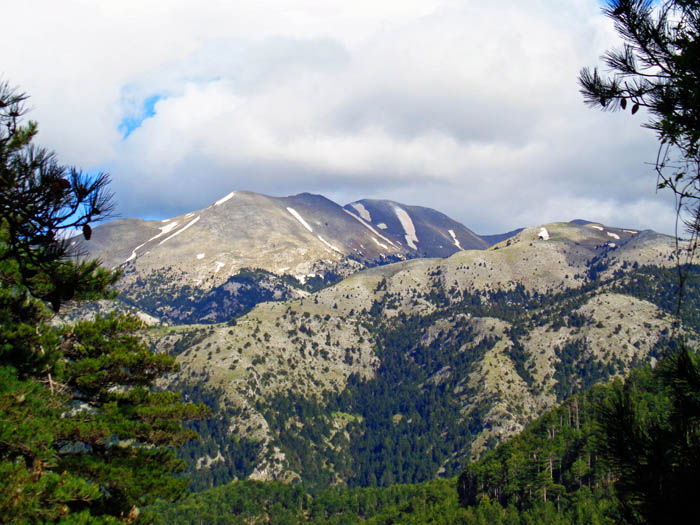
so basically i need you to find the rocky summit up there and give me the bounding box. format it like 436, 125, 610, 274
74, 190, 495, 324
344, 199, 489, 256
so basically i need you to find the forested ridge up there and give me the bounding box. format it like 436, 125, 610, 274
145, 262, 700, 524
171, 262, 699, 493
149, 345, 700, 523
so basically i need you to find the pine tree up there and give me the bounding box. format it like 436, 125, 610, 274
0, 81, 208, 523
579, 0, 700, 260
581, 5, 700, 522
596, 350, 700, 524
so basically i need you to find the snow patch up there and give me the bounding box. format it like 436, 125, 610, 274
607, 231, 620, 240
608, 242, 617, 248
372, 237, 388, 250
393, 206, 418, 250
317, 235, 342, 253
538, 227, 550, 241
122, 221, 181, 264
448, 229, 463, 250
159, 216, 200, 245
342, 209, 397, 247
160, 222, 180, 235
350, 202, 372, 222
196, 253, 205, 260
214, 261, 225, 273
590, 225, 604, 231
286, 207, 313, 233
623, 229, 638, 234
214, 191, 236, 207
184, 213, 194, 219
377, 223, 387, 230
278, 267, 289, 273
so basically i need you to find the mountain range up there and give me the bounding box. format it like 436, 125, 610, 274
69, 189, 695, 490
76, 191, 501, 324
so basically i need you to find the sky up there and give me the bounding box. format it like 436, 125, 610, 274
1, 0, 678, 235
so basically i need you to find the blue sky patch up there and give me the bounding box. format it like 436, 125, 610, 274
119, 94, 162, 139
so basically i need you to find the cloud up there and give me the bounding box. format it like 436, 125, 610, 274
0, 0, 677, 234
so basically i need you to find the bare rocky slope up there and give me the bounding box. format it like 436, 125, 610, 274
132, 220, 698, 489
344, 199, 489, 256
77, 191, 492, 324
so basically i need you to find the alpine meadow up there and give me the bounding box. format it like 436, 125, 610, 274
3, 1, 700, 524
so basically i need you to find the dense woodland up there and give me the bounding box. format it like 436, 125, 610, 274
149, 345, 700, 523
173, 263, 700, 493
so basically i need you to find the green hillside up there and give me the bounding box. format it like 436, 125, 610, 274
159, 259, 699, 491
149, 343, 700, 524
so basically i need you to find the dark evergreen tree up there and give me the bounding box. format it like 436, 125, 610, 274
579, 0, 700, 260
596, 348, 700, 524
0, 82, 208, 523
581, 5, 700, 522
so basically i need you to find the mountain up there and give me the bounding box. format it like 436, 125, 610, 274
76, 191, 495, 324
479, 228, 525, 247
139, 219, 696, 489
73, 191, 694, 490
343, 199, 489, 255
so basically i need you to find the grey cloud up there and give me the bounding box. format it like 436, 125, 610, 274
119, 36, 351, 106
329, 91, 535, 146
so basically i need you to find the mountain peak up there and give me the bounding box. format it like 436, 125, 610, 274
344, 198, 489, 255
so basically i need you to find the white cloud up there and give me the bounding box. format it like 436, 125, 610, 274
0, 0, 677, 234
